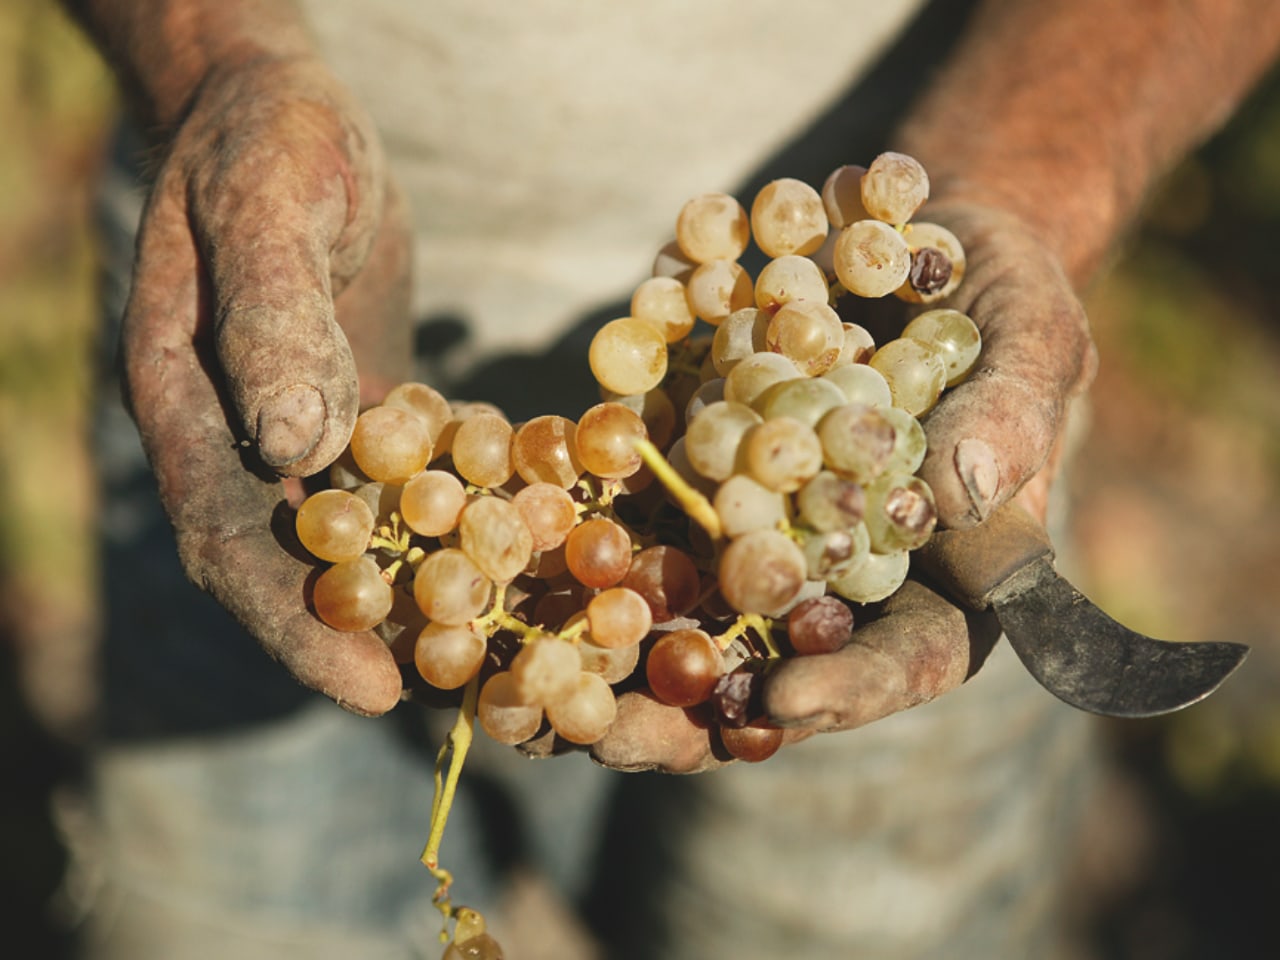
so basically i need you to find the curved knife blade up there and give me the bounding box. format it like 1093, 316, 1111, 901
920, 503, 1249, 717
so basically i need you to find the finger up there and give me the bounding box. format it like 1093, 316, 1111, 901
915, 205, 1098, 529
590, 692, 724, 774
590, 690, 811, 774
763, 579, 1000, 731
124, 176, 402, 716
187, 92, 385, 476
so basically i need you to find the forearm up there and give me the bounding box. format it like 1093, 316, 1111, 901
897, 0, 1280, 287
61, 0, 316, 131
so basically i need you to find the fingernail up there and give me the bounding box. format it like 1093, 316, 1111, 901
954, 438, 1001, 522
257, 384, 325, 467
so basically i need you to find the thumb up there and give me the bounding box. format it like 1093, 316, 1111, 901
188, 97, 382, 476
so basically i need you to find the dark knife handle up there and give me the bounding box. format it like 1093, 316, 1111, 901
917, 502, 1055, 611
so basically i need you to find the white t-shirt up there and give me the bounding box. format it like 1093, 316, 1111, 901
302, 1, 927, 370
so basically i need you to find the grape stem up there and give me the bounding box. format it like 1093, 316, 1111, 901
382, 545, 426, 584
575, 475, 623, 513
421, 674, 480, 924
632, 438, 722, 540
716, 612, 781, 659
469, 582, 591, 647
370, 511, 412, 554
471, 583, 548, 644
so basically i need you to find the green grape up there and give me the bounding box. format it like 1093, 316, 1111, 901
651, 239, 697, 283
833, 219, 911, 298
868, 337, 946, 416
711, 307, 769, 376
764, 300, 843, 376
510, 482, 577, 551
860, 151, 929, 225
414, 622, 486, 690
821, 164, 870, 229
750, 178, 828, 258
352, 481, 402, 524
413, 548, 492, 625
878, 405, 928, 476
815, 403, 896, 484
741, 416, 824, 493
296, 489, 375, 563
722, 351, 802, 407
827, 548, 910, 604
511, 636, 580, 707
585, 587, 652, 649
511, 415, 583, 489
675, 191, 750, 263
684, 378, 727, 424
863, 471, 937, 553
575, 401, 647, 480
545, 672, 617, 744
442, 932, 505, 959
600, 385, 677, 451
588, 317, 669, 395
821, 362, 893, 409
579, 635, 641, 684
313, 556, 393, 632
901, 307, 981, 386
718, 529, 808, 617
754, 375, 846, 427
400, 470, 467, 537
796, 470, 866, 532
477, 672, 543, 745
801, 524, 870, 580
685, 258, 754, 325
836, 322, 876, 366
350, 405, 433, 484
381, 381, 452, 445
458, 496, 534, 583
564, 517, 632, 589
450, 413, 515, 488
754, 254, 829, 313
684, 401, 762, 482
713, 473, 788, 538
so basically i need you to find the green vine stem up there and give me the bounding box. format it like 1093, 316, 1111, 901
633, 438, 722, 540
421, 674, 480, 924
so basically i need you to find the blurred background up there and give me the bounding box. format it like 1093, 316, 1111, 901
1, 2, 1278, 957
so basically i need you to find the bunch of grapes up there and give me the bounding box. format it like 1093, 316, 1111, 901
295, 152, 980, 951
294, 152, 980, 760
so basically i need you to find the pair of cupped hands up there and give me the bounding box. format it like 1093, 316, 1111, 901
126, 58, 1095, 773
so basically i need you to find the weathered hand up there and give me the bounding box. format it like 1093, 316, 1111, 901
589, 202, 1096, 772
123, 55, 413, 716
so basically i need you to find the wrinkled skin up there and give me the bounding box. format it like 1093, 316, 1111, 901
124, 56, 412, 716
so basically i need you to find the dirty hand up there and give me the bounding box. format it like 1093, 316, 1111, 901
123, 55, 413, 716
589, 201, 1097, 773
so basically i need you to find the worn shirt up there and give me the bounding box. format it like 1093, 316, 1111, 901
303, 0, 928, 378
